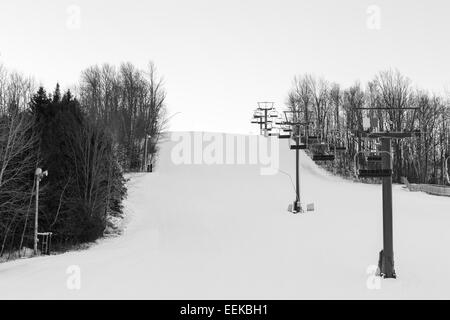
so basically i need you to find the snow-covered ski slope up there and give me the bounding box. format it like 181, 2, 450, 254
0, 132, 449, 299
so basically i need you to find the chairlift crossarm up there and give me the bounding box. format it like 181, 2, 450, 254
257, 102, 275, 110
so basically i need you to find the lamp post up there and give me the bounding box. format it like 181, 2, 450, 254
34, 168, 48, 255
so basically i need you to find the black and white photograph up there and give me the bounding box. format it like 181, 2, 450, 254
0, 0, 450, 306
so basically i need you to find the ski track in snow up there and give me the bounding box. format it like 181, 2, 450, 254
0, 132, 449, 299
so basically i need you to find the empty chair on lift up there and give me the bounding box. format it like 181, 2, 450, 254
355, 151, 392, 178
289, 135, 307, 150
329, 131, 347, 151
366, 151, 382, 162
333, 143, 347, 152
358, 168, 392, 177
274, 118, 283, 125
307, 135, 319, 143
310, 143, 335, 161
291, 144, 307, 150
312, 154, 335, 161
269, 110, 279, 118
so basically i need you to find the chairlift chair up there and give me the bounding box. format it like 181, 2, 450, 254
289, 134, 307, 150
289, 134, 308, 150
269, 110, 279, 118
311, 143, 335, 161
307, 135, 320, 144
330, 139, 347, 152
363, 139, 382, 162
278, 132, 291, 139
268, 126, 280, 137
281, 123, 293, 132
312, 154, 335, 161
278, 123, 291, 139
274, 118, 283, 125
358, 169, 392, 178
253, 109, 264, 118
308, 135, 335, 162
354, 151, 393, 178
328, 131, 347, 152
367, 154, 382, 162
304, 128, 322, 144
290, 144, 307, 150
334, 145, 347, 152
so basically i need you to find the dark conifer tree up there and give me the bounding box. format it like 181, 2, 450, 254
52, 83, 61, 103
31, 85, 126, 246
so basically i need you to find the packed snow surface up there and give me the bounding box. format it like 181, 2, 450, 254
1, 132, 449, 299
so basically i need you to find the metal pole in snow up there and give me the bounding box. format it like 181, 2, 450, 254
380, 137, 396, 278
144, 134, 148, 171
34, 174, 39, 255
295, 128, 300, 212
264, 109, 268, 135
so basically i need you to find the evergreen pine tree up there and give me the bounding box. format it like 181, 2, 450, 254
52, 83, 61, 103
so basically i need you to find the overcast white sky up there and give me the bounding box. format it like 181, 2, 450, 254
1, 0, 449, 133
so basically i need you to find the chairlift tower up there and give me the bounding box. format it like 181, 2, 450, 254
251, 115, 272, 135
251, 109, 264, 135
354, 107, 420, 279
283, 110, 313, 213
250, 102, 276, 136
